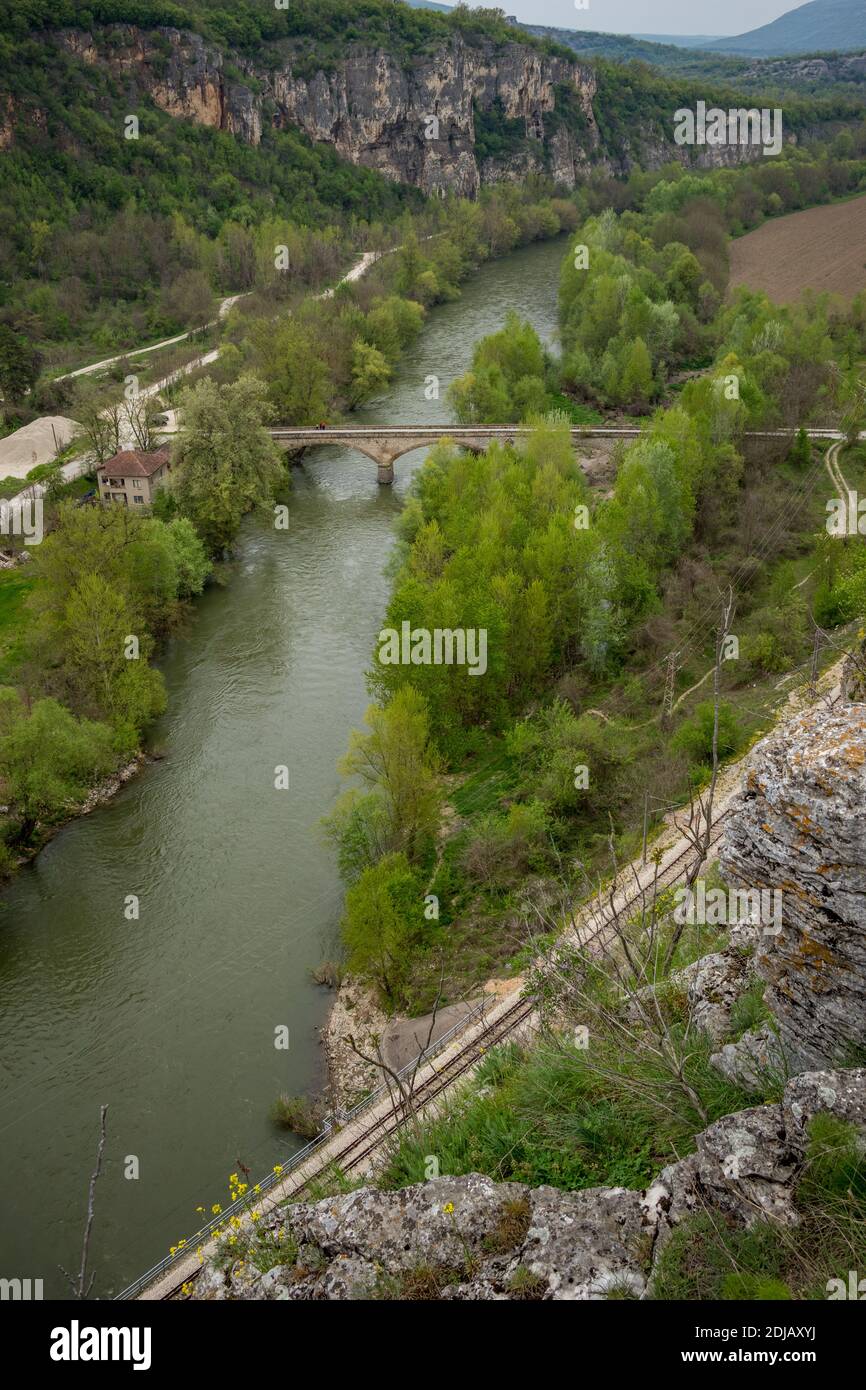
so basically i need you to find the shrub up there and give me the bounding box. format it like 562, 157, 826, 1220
460, 800, 551, 885
311, 960, 343, 988
269, 1094, 324, 1139
672, 700, 742, 766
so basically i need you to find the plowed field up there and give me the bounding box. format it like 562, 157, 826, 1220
729, 194, 866, 303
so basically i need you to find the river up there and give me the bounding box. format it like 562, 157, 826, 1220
0, 235, 566, 1298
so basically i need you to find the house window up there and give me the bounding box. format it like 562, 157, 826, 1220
132, 479, 142, 488
133, 496, 145, 504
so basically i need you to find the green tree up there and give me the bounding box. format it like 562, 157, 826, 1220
28, 504, 184, 640
62, 573, 166, 741
248, 318, 330, 424
337, 687, 440, 866
171, 375, 286, 554
0, 688, 117, 843
618, 336, 654, 413
165, 517, 211, 597
341, 851, 426, 1010
160, 269, 214, 332
0, 323, 41, 404
672, 700, 742, 767
349, 338, 391, 406
790, 426, 812, 467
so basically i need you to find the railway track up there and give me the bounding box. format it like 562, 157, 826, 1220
153, 803, 732, 1301
156, 992, 537, 1300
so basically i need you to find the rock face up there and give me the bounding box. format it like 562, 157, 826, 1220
323, 975, 389, 1112
679, 946, 754, 1043
59, 27, 262, 145
48, 24, 780, 197
191, 1069, 866, 1300
271, 38, 599, 198
720, 704, 866, 1072
710, 1022, 788, 1091
193, 1172, 664, 1301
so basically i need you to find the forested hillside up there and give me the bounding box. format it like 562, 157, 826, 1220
326, 141, 866, 1013
525, 22, 866, 96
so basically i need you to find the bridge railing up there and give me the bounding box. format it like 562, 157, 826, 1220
113, 994, 494, 1300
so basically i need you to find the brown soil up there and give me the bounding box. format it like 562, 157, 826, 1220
728, 195, 866, 304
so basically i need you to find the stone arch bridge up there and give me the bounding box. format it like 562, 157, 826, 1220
269, 425, 844, 485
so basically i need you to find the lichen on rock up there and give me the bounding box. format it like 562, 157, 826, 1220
720, 704, 866, 1072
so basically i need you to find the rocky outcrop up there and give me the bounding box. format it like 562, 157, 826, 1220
270, 39, 599, 197
193, 1172, 663, 1301
53, 25, 598, 197
720, 704, 866, 1073
190, 1068, 866, 1299
710, 1022, 788, 1091
741, 52, 866, 87
323, 975, 389, 1112
45, 24, 786, 198
679, 946, 755, 1043
58, 27, 262, 145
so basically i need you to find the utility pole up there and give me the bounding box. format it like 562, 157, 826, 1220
809, 623, 823, 703
662, 650, 679, 727
642, 789, 649, 866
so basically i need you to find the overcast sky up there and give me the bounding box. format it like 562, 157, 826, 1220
498, 0, 798, 37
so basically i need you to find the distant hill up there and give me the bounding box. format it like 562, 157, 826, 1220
705, 0, 866, 56
520, 26, 730, 72
520, 19, 866, 94
632, 34, 721, 48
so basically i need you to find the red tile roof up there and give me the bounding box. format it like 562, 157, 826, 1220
101, 449, 169, 479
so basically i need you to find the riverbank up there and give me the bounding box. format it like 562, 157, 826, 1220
322, 971, 521, 1112
2, 753, 150, 877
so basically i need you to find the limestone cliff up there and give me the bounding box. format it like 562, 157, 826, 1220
44, 24, 778, 198
720, 703, 866, 1072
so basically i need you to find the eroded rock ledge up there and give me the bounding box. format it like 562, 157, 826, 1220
191, 1068, 866, 1301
